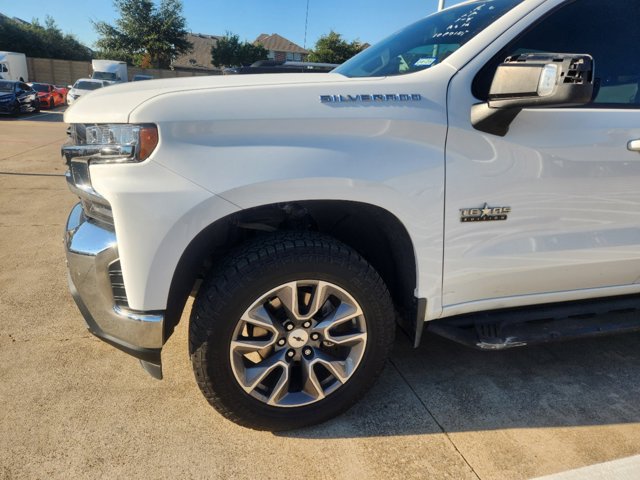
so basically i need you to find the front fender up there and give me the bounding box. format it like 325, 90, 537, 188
92, 70, 452, 319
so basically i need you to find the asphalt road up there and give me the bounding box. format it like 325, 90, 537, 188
1, 110, 640, 479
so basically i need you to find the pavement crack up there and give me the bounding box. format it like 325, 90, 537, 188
389, 358, 482, 480
1, 187, 66, 191
0, 171, 65, 177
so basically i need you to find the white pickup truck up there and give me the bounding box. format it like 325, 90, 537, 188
63, 0, 640, 430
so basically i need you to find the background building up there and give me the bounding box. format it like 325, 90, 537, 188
254, 33, 309, 62
171, 33, 221, 72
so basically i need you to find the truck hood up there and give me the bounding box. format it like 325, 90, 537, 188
64, 73, 378, 124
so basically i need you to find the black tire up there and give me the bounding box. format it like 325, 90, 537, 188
189, 232, 395, 431
10, 101, 20, 116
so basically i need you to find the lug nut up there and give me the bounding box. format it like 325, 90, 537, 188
303, 347, 313, 357
285, 323, 294, 331
277, 338, 286, 346
303, 321, 312, 328
286, 349, 295, 359
310, 332, 320, 341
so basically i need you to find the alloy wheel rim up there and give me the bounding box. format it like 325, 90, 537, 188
229, 280, 368, 408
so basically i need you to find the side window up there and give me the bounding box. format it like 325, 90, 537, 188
473, 0, 640, 106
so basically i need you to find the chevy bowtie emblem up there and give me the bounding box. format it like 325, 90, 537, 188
460, 203, 511, 223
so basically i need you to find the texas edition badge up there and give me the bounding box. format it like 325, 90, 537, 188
460, 203, 511, 222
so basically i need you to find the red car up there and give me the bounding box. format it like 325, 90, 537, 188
29, 83, 67, 108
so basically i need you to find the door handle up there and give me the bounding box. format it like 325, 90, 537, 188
627, 139, 640, 152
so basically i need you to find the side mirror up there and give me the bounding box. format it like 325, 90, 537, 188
471, 53, 594, 136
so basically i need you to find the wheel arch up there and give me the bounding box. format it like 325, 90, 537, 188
163, 200, 420, 343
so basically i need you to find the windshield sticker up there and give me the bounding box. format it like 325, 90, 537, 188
414, 57, 436, 67
433, 3, 493, 39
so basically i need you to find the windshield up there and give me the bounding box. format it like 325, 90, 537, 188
92, 71, 117, 81
74, 81, 104, 91
0, 81, 12, 92
334, 0, 522, 78
31, 83, 49, 92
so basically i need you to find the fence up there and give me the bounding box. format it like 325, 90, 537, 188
26, 57, 219, 86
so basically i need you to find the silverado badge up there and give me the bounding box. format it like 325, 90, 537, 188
319, 94, 422, 103
460, 203, 511, 223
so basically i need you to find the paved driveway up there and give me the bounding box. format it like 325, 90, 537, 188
1, 113, 639, 479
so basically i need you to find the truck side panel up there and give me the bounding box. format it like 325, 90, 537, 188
88, 67, 454, 318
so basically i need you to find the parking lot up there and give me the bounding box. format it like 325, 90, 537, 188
1, 111, 640, 479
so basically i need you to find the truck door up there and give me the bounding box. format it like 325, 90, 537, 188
443, 0, 640, 312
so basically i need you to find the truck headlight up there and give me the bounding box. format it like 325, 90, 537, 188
84, 124, 159, 163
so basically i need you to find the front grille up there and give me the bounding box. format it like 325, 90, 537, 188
108, 261, 129, 308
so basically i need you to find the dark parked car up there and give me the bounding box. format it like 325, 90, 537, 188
0, 80, 40, 115
132, 74, 154, 81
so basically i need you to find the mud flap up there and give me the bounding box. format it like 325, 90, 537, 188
397, 298, 428, 347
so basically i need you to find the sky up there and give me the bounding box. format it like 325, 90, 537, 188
1, 0, 466, 50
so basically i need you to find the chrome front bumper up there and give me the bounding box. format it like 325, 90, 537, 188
65, 203, 164, 378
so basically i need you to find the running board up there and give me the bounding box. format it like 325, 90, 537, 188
427, 294, 640, 350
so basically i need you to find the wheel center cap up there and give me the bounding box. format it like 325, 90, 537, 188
288, 329, 309, 348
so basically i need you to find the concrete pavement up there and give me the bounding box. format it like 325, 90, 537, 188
534, 455, 640, 480
1, 112, 639, 479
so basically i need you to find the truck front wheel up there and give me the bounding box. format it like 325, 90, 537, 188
189, 232, 395, 430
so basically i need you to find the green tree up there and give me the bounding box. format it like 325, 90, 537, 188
93, 0, 193, 68
307, 31, 366, 64
0, 15, 92, 61
211, 33, 268, 68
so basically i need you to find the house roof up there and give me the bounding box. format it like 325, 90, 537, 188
172, 33, 221, 70
0, 12, 32, 25
172, 32, 309, 70
254, 33, 308, 54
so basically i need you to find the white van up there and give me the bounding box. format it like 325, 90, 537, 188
0, 52, 28, 82
91, 60, 128, 84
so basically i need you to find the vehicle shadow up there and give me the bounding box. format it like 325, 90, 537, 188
0, 106, 66, 123
279, 329, 640, 438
